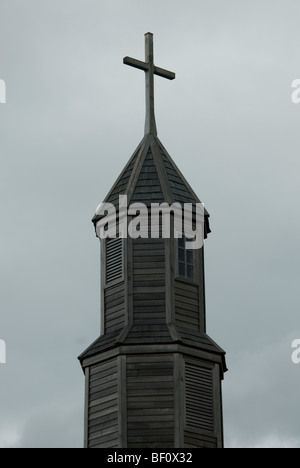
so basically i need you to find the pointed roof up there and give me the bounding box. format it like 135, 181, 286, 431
92, 33, 210, 233
92, 133, 211, 236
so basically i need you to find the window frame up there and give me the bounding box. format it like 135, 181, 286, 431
175, 232, 199, 284
178, 236, 195, 280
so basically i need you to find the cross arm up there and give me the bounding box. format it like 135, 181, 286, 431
124, 57, 175, 81
154, 66, 175, 81
123, 56, 148, 72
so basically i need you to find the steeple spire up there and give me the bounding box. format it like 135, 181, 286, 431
124, 32, 176, 136
79, 32, 227, 449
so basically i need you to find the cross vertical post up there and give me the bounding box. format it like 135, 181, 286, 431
145, 33, 156, 136
123, 33, 176, 136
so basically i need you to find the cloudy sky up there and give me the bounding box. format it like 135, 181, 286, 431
0, 0, 300, 448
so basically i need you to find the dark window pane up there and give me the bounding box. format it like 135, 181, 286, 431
187, 250, 193, 265
187, 265, 193, 279
178, 237, 195, 280
178, 237, 185, 249
178, 248, 185, 262
179, 262, 185, 276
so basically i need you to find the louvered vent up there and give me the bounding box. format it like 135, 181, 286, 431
185, 362, 214, 433
106, 238, 123, 284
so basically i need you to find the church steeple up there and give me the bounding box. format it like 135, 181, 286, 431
79, 33, 227, 449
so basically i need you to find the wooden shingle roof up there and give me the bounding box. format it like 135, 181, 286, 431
92, 133, 211, 236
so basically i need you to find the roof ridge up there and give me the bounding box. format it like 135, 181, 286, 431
155, 136, 202, 205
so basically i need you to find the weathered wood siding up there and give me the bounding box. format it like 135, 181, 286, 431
184, 431, 217, 448
175, 280, 200, 330
131, 150, 164, 205
126, 355, 174, 448
161, 152, 196, 204
104, 283, 125, 334
87, 358, 119, 448
106, 152, 138, 206
132, 238, 166, 325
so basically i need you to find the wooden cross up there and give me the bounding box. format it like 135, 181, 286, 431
124, 32, 176, 136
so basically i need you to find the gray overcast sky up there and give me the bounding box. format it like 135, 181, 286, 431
0, 0, 300, 448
